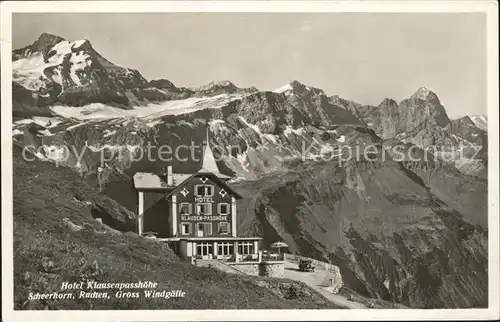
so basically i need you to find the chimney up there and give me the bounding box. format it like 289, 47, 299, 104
167, 165, 173, 185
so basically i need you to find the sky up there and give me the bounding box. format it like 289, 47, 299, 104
12, 12, 487, 118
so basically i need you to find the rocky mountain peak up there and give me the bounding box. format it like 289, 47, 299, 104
454, 115, 475, 126
196, 80, 238, 92
378, 98, 398, 107
149, 79, 178, 91
12, 33, 155, 109
13, 32, 66, 61
36, 32, 65, 45
274, 80, 325, 96
217, 80, 236, 87
411, 86, 440, 103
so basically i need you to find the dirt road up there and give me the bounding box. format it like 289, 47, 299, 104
283, 261, 366, 309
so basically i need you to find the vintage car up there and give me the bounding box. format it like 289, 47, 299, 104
298, 259, 315, 272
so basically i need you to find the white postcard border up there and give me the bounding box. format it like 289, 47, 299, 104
1, 1, 498, 321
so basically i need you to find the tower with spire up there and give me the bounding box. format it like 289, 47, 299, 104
198, 122, 230, 179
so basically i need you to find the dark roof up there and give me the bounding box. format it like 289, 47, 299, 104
133, 172, 191, 190
165, 172, 243, 199
133, 171, 242, 198
198, 168, 232, 179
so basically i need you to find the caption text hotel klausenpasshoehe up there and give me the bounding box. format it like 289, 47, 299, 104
27, 281, 186, 300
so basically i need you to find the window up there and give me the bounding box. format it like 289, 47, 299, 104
181, 223, 191, 235
218, 222, 230, 235
238, 242, 254, 255
196, 203, 212, 215
179, 203, 192, 215
218, 203, 230, 215
198, 223, 212, 235
195, 185, 214, 197
217, 242, 234, 256
196, 242, 214, 256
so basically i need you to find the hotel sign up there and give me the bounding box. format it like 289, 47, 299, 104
181, 215, 228, 221
195, 197, 213, 203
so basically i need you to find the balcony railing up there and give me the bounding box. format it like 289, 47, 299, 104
240, 254, 260, 262
261, 252, 285, 262
196, 252, 285, 263
215, 252, 285, 263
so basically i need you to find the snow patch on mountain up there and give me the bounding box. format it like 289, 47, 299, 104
146, 120, 163, 128
13, 116, 64, 128
274, 83, 293, 94
448, 133, 475, 147
284, 126, 305, 137
12, 54, 49, 91
13, 129, 24, 136
238, 116, 261, 133
103, 129, 117, 138
237, 117, 279, 144
38, 129, 55, 136
469, 115, 488, 131
66, 122, 90, 130
13, 39, 92, 91
50, 93, 246, 121
209, 119, 232, 137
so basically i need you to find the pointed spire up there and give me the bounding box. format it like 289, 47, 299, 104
200, 122, 221, 173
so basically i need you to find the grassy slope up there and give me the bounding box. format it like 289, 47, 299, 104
13, 146, 338, 310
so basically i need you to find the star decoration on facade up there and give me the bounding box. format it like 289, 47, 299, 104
180, 188, 189, 197
219, 189, 227, 197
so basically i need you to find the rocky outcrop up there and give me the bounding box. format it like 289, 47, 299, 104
148, 79, 194, 100
446, 116, 487, 147
192, 80, 252, 97
354, 87, 451, 140
469, 115, 488, 131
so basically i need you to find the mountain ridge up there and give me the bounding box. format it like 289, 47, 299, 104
12, 33, 488, 181
12, 34, 485, 127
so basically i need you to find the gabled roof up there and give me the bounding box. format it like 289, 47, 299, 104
165, 172, 243, 199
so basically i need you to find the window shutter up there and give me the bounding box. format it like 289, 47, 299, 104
219, 223, 228, 234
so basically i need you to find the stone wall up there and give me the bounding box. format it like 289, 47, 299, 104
227, 262, 285, 277
259, 262, 284, 278
228, 262, 260, 276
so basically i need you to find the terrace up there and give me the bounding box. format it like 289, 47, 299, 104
209, 251, 285, 263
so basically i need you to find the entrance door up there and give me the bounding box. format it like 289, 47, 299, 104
196, 243, 214, 260
196, 223, 204, 237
